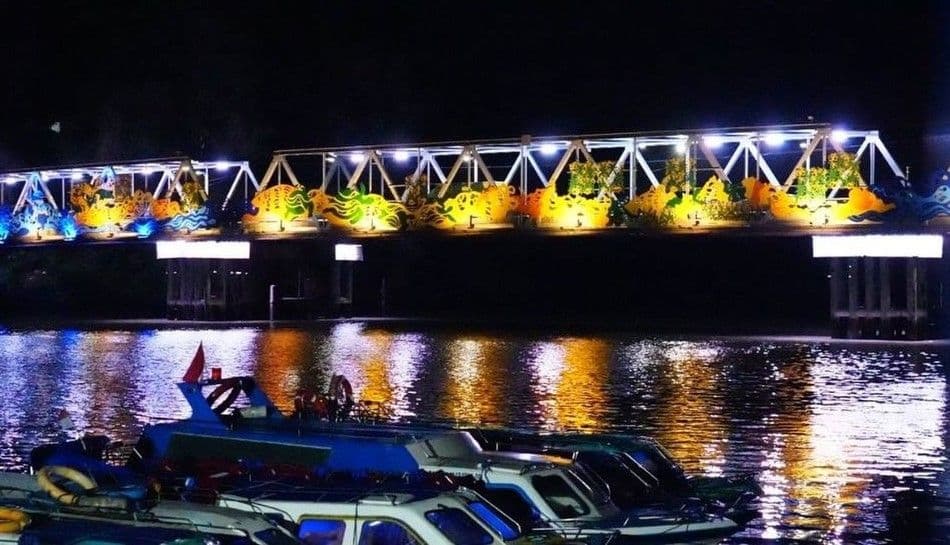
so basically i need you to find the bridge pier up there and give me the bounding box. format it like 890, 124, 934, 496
165, 258, 253, 320
829, 257, 934, 339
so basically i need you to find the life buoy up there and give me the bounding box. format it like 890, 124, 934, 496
37, 465, 97, 505
328, 375, 354, 420
206, 378, 243, 415
0, 507, 30, 533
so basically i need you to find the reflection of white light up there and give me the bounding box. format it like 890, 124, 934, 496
393, 150, 410, 162
540, 143, 558, 156
214, 161, 229, 172
674, 142, 686, 154
764, 133, 785, 147
703, 135, 724, 149
335, 243, 364, 262
813, 235, 943, 258
831, 129, 848, 144
349, 152, 365, 164
156, 240, 250, 259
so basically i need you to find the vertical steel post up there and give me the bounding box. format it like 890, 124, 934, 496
269, 284, 277, 322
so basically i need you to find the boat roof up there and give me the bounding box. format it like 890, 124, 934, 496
221, 481, 443, 504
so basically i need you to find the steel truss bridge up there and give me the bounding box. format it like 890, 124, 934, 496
0, 123, 924, 244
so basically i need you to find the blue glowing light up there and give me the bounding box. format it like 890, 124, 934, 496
59, 214, 79, 241
132, 218, 158, 239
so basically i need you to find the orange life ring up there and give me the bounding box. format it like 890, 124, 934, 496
206, 378, 243, 415
0, 506, 30, 533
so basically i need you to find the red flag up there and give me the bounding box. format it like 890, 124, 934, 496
182, 342, 205, 383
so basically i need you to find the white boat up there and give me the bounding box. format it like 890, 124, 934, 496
0, 470, 301, 545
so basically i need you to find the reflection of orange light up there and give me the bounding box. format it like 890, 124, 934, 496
253, 329, 311, 410
650, 343, 725, 475
554, 338, 609, 430
524, 338, 610, 431
439, 338, 507, 425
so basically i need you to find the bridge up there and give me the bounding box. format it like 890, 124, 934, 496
1, 123, 947, 339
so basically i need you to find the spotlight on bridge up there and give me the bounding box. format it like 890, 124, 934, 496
70, 171, 84, 180
764, 133, 785, 147
674, 142, 686, 154
812, 235, 943, 258
214, 161, 230, 172
540, 143, 558, 156
156, 240, 251, 260
831, 129, 849, 144
462, 152, 473, 162
702, 135, 724, 149
349, 152, 365, 164
393, 150, 410, 162
142, 167, 157, 176
335, 243, 364, 262
4, 177, 17, 185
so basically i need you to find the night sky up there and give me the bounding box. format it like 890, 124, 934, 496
1, 1, 947, 176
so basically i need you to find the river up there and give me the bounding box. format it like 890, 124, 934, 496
0, 322, 947, 543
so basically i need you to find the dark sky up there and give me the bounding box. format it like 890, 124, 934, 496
1, 1, 946, 173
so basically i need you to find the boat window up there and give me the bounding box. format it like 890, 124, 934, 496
467, 501, 521, 540
358, 520, 421, 545
299, 519, 346, 545
530, 474, 590, 519
478, 487, 539, 529
425, 508, 494, 545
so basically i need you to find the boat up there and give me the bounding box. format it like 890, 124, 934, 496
122, 370, 744, 544
166, 346, 759, 519
0, 469, 302, 544
216, 483, 554, 545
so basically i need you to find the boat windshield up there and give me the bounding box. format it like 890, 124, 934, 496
466, 499, 522, 540
564, 465, 611, 508
426, 508, 495, 545
530, 474, 591, 519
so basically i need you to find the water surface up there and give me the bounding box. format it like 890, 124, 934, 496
1, 323, 947, 543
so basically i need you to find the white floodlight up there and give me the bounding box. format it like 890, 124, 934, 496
831, 129, 849, 144
393, 150, 410, 162
799, 141, 809, 149
462, 152, 473, 162
40, 171, 51, 181
214, 161, 230, 172
349, 152, 365, 164
674, 142, 686, 154
812, 235, 943, 258
142, 166, 157, 176
156, 240, 251, 260
703, 135, 725, 149
326, 154, 336, 163
540, 143, 558, 156
70, 171, 84, 180
335, 243, 363, 262
3, 177, 16, 185
764, 133, 785, 147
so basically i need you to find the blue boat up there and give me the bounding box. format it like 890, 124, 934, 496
124, 365, 744, 545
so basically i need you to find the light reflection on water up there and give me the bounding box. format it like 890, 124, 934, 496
0, 323, 947, 543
